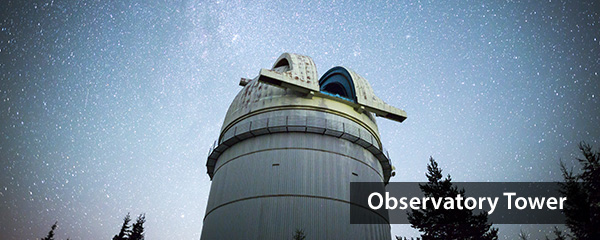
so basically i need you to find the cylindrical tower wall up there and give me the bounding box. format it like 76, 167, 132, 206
202, 110, 391, 239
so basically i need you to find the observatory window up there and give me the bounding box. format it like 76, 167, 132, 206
322, 82, 348, 97
272, 58, 290, 73
319, 67, 357, 103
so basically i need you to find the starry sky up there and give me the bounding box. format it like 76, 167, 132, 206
0, 0, 598, 239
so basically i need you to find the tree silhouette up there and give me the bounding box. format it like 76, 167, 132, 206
292, 229, 306, 240
42, 221, 58, 240
557, 142, 600, 239
129, 214, 146, 240
518, 229, 529, 240
113, 213, 132, 240
408, 157, 498, 240
545, 227, 567, 240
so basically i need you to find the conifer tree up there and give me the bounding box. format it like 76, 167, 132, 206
113, 213, 132, 240
408, 157, 498, 240
129, 214, 146, 240
42, 221, 58, 240
557, 142, 600, 239
545, 227, 567, 240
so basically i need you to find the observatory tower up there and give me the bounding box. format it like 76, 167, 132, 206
201, 53, 406, 239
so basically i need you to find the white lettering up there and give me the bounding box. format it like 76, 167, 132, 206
399, 197, 408, 209
560, 197, 567, 209
368, 192, 383, 210
455, 194, 464, 209
386, 192, 398, 209
487, 197, 498, 214
409, 197, 421, 209
431, 197, 443, 209
504, 192, 516, 209
515, 197, 527, 210
546, 197, 557, 210
464, 197, 477, 210
528, 197, 546, 209
443, 197, 454, 209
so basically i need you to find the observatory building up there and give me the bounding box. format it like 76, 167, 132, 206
201, 53, 406, 239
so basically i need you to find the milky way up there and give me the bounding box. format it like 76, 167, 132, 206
1, 0, 598, 239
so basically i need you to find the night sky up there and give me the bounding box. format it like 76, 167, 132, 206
1, 0, 598, 239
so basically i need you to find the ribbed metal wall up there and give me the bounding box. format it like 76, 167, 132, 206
201, 107, 391, 239
203, 197, 389, 239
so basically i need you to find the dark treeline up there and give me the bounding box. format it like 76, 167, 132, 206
113, 213, 146, 240
40, 143, 598, 239
41, 213, 145, 240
